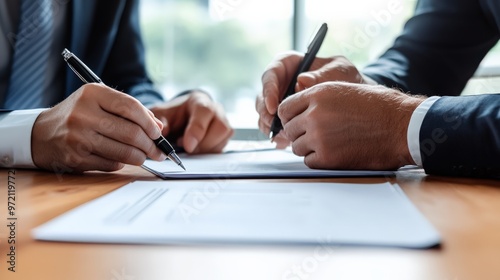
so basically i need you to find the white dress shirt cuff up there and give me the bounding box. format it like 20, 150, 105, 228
0, 109, 46, 168
407, 96, 441, 166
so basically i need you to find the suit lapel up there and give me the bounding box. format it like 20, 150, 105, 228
65, 0, 97, 97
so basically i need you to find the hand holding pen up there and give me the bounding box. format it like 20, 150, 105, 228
62, 49, 185, 169
268, 23, 328, 140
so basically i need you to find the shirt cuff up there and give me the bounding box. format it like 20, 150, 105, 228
0, 109, 46, 168
407, 96, 441, 166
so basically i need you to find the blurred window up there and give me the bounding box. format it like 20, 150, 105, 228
139, 0, 500, 128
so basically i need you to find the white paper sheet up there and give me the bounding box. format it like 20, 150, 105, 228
33, 181, 440, 248
142, 149, 395, 179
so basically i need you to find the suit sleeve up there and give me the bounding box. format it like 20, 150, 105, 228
362, 0, 499, 96
419, 94, 500, 177
100, 0, 164, 107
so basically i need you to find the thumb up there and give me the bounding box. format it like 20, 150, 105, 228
297, 70, 334, 92
296, 72, 319, 91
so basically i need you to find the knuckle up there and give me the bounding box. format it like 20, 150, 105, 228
127, 96, 143, 108
334, 55, 347, 61
277, 105, 286, 119
65, 112, 82, 129
291, 142, 302, 156
78, 84, 99, 99
112, 95, 141, 114
305, 108, 319, 123
63, 153, 81, 168
214, 118, 232, 134
303, 156, 316, 169
122, 97, 142, 112
146, 143, 159, 158
195, 103, 214, 116
308, 128, 322, 143
282, 123, 293, 138
304, 155, 325, 170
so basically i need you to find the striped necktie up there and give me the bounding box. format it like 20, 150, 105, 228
4, 0, 53, 110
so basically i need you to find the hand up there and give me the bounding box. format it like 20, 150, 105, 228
150, 91, 233, 154
32, 83, 167, 173
278, 82, 425, 170
256, 52, 372, 147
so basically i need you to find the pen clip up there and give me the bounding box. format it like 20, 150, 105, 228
68, 64, 89, 84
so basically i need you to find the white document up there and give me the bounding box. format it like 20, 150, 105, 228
33, 181, 440, 248
142, 149, 395, 179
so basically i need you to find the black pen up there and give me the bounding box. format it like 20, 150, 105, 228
269, 23, 328, 140
61, 48, 186, 170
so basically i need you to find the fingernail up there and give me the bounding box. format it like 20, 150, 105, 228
154, 116, 163, 129
185, 136, 199, 153
153, 128, 162, 139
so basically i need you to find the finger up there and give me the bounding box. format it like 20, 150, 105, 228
73, 154, 125, 172
192, 124, 232, 154
303, 151, 322, 169
189, 108, 233, 154
277, 91, 310, 125
282, 111, 306, 142
93, 85, 162, 139
297, 72, 318, 91
255, 94, 274, 127
273, 132, 291, 149
183, 103, 214, 153
94, 111, 166, 161
150, 106, 175, 137
261, 52, 303, 114
157, 116, 171, 137
255, 95, 273, 129
191, 123, 233, 154
90, 133, 150, 165
296, 65, 338, 90
261, 67, 281, 115
296, 57, 362, 90
258, 117, 270, 135
290, 133, 314, 157
211, 139, 230, 153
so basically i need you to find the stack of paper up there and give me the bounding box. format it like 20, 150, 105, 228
142, 149, 395, 179
33, 181, 440, 248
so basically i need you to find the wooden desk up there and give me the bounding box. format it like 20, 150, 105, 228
1, 166, 500, 280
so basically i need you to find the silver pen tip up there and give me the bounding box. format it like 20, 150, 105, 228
167, 152, 186, 171
269, 132, 275, 143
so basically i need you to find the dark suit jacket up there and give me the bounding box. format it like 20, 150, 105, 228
0, 0, 163, 113
363, 0, 500, 177
65, 0, 163, 106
